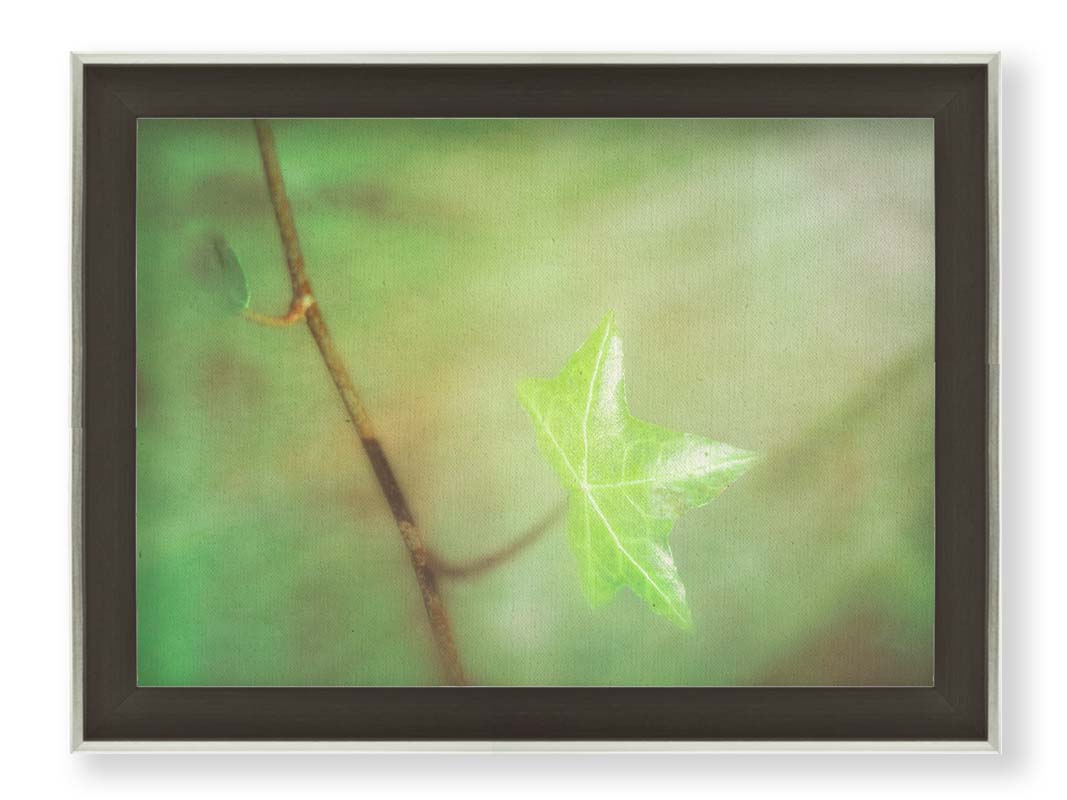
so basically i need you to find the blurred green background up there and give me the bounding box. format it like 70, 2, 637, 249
136, 118, 934, 687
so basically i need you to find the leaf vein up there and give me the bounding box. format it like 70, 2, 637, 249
581, 321, 613, 482
585, 488, 681, 619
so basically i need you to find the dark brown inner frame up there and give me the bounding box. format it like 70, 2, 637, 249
78, 63, 990, 742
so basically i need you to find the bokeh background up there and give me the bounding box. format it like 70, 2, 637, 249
136, 118, 934, 687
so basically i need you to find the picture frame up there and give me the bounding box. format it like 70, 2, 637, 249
72, 53, 1000, 751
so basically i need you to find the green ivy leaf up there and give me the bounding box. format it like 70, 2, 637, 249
518, 312, 758, 628
212, 235, 250, 313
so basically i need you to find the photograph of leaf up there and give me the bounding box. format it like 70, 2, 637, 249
519, 311, 757, 630
136, 118, 934, 687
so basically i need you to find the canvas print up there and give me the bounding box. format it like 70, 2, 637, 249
136, 118, 934, 687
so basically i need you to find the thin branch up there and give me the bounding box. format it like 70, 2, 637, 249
430, 501, 566, 579
241, 294, 313, 328
252, 119, 467, 686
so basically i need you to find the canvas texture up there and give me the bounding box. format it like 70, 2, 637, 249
135, 118, 935, 687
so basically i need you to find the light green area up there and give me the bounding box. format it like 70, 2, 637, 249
518, 311, 758, 628
136, 118, 934, 686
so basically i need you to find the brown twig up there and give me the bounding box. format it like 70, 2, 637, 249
251, 119, 467, 685
429, 502, 566, 579
241, 294, 312, 328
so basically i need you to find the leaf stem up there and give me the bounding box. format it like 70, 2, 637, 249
252, 119, 467, 685
429, 502, 566, 579
241, 294, 312, 328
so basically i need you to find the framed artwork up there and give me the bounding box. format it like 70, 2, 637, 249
72, 54, 999, 750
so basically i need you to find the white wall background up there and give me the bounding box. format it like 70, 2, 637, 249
0, 1, 1060, 795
